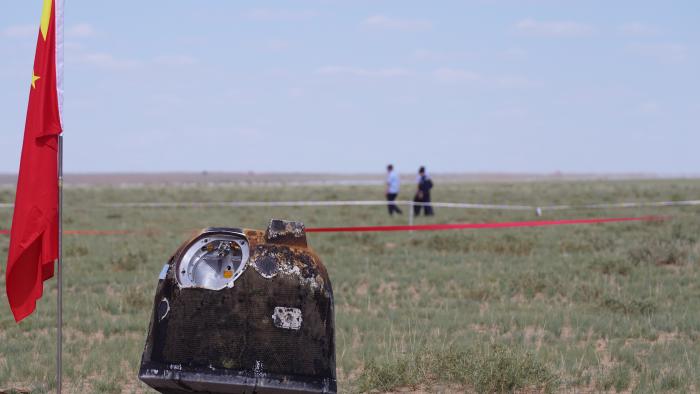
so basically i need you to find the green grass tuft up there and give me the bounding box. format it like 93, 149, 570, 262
357, 345, 557, 393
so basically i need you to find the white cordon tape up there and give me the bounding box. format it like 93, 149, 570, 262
1, 200, 699, 213
102, 200, 534, 210
105, 200, 393, 208
540, 200, 700, 211
100, 199, 700, 213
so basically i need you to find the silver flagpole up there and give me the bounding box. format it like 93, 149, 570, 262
57, 134, 63, 394
54, 0, 65, 391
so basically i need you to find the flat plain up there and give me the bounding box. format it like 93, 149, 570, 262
1, 177, 699, 393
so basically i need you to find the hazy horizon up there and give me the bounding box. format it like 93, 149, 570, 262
2, 171, 698, 189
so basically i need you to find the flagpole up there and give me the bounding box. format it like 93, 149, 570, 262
57, 134, 63, 394
56, 0, 65, 390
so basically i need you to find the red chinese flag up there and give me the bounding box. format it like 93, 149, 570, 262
6, 0, 64, 322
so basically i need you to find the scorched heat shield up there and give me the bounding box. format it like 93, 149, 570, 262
139, 220, 336, 393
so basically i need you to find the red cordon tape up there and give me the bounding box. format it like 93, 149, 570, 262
0, 229, 131, 236
305, 216, 665, 233
64, 230, 133, 235
0, 216, 665, 236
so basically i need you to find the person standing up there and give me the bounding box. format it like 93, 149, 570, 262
414, 166, 434, 216
385, 164, 403, 215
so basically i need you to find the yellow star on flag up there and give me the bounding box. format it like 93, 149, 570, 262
31, 73, 40, 89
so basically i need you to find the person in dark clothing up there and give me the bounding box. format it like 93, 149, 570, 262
385, 164, 403, 215
413, 166, 434, 216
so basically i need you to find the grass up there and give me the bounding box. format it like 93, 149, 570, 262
356, 345, 557, 393
0, 178, 700, 392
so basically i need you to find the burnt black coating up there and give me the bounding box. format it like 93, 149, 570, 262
139, 224, 336, 394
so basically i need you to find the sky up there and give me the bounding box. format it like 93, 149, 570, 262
0, 1, 698, 174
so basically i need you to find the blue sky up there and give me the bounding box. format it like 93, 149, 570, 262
1, 1, 698, 174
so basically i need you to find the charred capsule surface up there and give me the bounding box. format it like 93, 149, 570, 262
139, 220, 336, 393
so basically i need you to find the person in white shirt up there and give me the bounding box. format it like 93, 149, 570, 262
385, 164, 403, 215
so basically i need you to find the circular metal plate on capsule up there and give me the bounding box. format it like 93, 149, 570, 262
175, 234, 249, 290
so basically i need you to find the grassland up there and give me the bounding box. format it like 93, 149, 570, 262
1, 178, 700, 393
